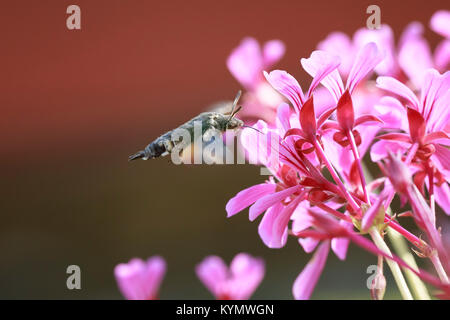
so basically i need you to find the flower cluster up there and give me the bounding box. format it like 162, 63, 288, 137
226, 10, 450, 299
114, 253, 264, 300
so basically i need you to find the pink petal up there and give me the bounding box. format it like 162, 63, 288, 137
421, 70, 450, 130
399, 21, 423, 49
299, 237, 319, 253
226, 183, 277, 218
249, 185, 300, 221
331, 232, 350, 261
354, 115, 383, 127
434, 40, 450, 71
434, 182, 450, 214
291, 202, 313, 232
331, 220, 352, 260
114, 256, 166, 300
257, 202, 286, 247
430, 10, 450, 39
370, 140, 407, 162
258, 197, 301, 248
144, 256, 166, 297
301, 50, 344, 102
353, 25, 398, 76
229, 253, 265, 300
374, 96, 408, 130
398, 27, 433, 88
196, 256, 228, 298
347, 42, 384, 93
263, 40, 285, 67
377, 133, 412, 143
376, 76, 419, 109
227, 37, 262, 89
429, 89, 450, 133
317, 32, 354, 76
264, 70, 304, 112
276, 102, 292, 136
292, 241, 330, 300
432, 144, 450, 177
302, 52, 341, 98
240, 120, 280, 173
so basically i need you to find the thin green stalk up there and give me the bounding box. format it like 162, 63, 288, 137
369, 227, 413, 300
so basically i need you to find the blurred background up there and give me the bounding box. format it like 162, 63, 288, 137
0, 0, 447, 299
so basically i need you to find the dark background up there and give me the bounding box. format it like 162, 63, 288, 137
0, 0, 446, 299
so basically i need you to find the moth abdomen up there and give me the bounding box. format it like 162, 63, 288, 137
129, 136, 168, 161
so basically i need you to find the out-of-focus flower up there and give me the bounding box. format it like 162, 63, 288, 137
430, 10, 450, 72
114, 256, 166, 300
196, 253, 264, 300
227, 37, 285, 123
318, 20, 448, 88
431, 10, 450, 39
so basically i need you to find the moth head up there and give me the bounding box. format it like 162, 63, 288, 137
226, 117, 244, 130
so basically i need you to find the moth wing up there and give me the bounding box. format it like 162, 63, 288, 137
206, 100, 234, 115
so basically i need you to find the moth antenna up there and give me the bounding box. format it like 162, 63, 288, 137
242, 125, 263, 134
232, 90, 242, 108
232, 106, 242, 117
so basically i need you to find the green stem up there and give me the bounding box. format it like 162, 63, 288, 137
369, 227, 413, 300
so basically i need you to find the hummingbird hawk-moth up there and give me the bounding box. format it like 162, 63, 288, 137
129, 91, 247, 161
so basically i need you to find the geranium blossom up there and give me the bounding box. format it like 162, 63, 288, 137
227, 37, 286, 123
225, 10, 450, 300
114, 256, 166, 300
373, 69, 450, 214
196, 253, 265, 300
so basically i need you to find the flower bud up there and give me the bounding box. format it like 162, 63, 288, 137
370, 272, 386, 300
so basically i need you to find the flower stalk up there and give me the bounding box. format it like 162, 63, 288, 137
369, 227, 413, 300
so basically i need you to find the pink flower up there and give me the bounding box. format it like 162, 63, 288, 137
318, 20, 448, 87
114, 256, 166, 300
221, 9, 450, 298
302, 43, 383, 103
372, 69, 450, 213
318, 25, 398, 78
291, 207, 352, 299
293, 240, 330, 300
196, 253, 265, 300
430, 10, 450, 71
227, 37, 285, 123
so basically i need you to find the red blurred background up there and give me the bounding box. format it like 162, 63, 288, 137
1, 0, 444, 167
0, 0, 446, 299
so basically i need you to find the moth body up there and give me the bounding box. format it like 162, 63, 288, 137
129, 92, 244, 162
